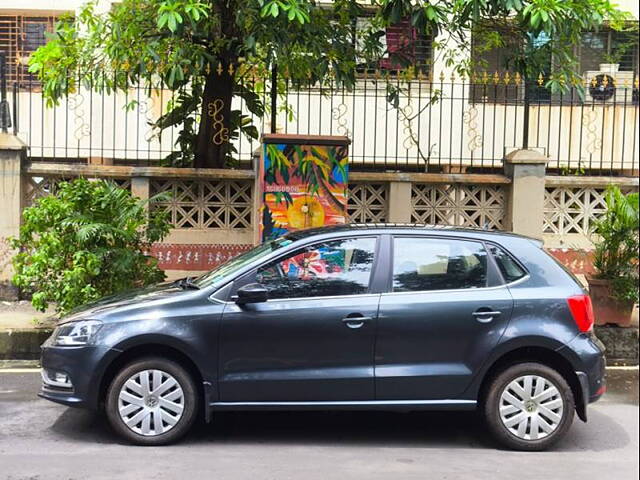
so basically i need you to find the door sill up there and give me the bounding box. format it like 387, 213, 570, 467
209, 399, 477, 411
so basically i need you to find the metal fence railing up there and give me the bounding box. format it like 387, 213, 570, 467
2, 67, 639, 176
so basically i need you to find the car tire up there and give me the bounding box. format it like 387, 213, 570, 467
482, 362, 575, 451
105, 357, 199, 445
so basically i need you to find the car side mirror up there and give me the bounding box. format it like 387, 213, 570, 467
235, 283, 268, 304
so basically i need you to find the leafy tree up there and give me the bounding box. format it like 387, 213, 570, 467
29, 0, 630, 168
11, 179, 170, 314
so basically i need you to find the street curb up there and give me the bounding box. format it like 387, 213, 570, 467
0, 329, 52, 360
595, 326, 639, 366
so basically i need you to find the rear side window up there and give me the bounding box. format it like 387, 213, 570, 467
392, 238, 488, 292
489, 245, 527, 283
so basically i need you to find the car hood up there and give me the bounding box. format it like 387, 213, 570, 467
58, 282, 193, 325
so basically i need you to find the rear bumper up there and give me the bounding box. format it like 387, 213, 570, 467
559, 333, 607, 421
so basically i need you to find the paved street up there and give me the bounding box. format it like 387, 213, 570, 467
0, 368, 638, 480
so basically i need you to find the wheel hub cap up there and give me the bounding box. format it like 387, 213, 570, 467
117, 369, 184, 436
499, 374, 564, 441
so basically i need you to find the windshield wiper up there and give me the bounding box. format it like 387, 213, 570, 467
176, 276, 200, 290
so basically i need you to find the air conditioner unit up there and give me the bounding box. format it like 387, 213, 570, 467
584, 70, 635, 103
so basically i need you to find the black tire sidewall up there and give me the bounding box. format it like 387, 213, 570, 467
105, 357, 199, 446
483, 362, 575, 451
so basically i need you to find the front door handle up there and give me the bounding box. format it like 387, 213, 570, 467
341, 315, 373, 329
472, 310, 502, 323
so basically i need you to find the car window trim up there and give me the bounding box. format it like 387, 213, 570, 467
389, 234, 493, 294
380, 283, 513, 297
215, 292, 382, 305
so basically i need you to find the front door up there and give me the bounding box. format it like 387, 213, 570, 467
375, 236, 514, 400
219, 236, 380, 402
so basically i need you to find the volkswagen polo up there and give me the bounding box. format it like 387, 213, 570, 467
39, 224, 606, 450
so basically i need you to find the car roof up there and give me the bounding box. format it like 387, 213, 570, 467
284, 223, 542, 245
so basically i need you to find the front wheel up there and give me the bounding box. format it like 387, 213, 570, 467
105, 357, 199, 445
482, 362, 575, 451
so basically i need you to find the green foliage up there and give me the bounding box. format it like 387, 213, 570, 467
591, 186, 639, 304
11, 179, 171, 314
28, 1, 631, 166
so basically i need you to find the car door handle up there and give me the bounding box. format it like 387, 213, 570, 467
341, 316, 373, 329
472, 310, 502, 323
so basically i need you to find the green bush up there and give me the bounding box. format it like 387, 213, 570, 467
591, 185, 639, 304
11, 178, 171, 314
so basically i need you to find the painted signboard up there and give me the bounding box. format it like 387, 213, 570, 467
259, 134, 350, 242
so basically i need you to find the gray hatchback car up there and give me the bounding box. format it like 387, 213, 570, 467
39, 224, 606, 450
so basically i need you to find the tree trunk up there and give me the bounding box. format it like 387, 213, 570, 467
194, 66, 234, 168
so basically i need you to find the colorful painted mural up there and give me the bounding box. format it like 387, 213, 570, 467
259, 136, 349, 242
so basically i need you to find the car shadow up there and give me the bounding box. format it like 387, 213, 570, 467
49, 406, 630, 452
49, 407, 119, 444
188, 410, 495, 449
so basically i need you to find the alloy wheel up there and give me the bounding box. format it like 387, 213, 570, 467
499, 374, 564, 441
117, 369, 185, 436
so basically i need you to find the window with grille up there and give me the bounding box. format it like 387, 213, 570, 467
0, 15, 59, 89
580, 29, 639, 73
355, 17, 433, 75
471, 22, 639, 104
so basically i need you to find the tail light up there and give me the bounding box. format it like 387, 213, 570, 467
567, 294, 595, 333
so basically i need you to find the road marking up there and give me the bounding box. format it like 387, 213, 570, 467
0, 368, 41, 373
606, 366, 639, 370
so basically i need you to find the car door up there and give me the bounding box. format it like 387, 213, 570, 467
375, 235, 514, 400
218, 235, 381, 402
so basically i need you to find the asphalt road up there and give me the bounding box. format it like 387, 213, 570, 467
0, 368, 638, 480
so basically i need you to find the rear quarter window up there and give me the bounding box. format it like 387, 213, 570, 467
489, 245, 528, 283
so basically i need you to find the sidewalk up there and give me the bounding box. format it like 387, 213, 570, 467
0, 301, 56, 360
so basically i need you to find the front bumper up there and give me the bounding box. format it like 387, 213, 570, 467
39, 338, 119, 410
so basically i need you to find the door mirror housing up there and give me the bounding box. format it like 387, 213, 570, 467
235, 283, 268, 304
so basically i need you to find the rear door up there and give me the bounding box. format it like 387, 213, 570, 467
375, 236, 514, 400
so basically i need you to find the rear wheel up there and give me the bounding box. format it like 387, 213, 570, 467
105, 357, 198, 445
483, 362, 575, 451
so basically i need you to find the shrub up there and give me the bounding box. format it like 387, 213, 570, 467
11, 178, 171, 314
591, 185, 639, 304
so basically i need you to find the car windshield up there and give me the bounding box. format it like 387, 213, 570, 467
192, 237, 293, 288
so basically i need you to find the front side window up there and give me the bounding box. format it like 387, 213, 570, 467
393, 237, 488, 292
256, 237, 377, 300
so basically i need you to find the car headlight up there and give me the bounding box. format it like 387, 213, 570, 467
53, 320, 103, 346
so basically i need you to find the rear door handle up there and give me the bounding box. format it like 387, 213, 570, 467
472, 310, 502, 323
341, 315, 373, 329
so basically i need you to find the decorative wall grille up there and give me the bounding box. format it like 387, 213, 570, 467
23, 175, 131, 207
347, 183, 388, 223
150, 179, 253, 229
24, 175, 68, 207
411, 184, 505, 229
543, 186, 637, 235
